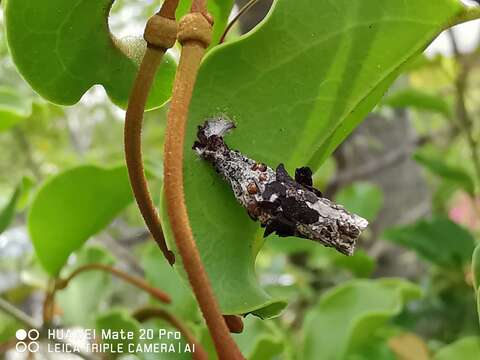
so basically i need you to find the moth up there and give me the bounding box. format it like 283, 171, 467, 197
193, 117, 368, 255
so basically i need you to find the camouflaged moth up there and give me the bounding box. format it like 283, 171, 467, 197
193, 117, 368, 255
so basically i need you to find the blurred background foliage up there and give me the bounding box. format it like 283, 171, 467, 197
0, 1, 480, 359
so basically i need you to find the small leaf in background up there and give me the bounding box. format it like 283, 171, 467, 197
303, 279, 422, 360
0, 312, 22, 343
4, 0, 176, 109
335, 182, 384, 222
16, 176, 35, 211
388, 333, 430, 360
176, 0, 234, 46
382, 88, 452, 118
433, 337, 480, 360
57, 246, 115, 328
28, 165, 133, 275
414, 152, 475, 196
230, 316, 284, 360
472, 244, 480, 324
0, 183, 22, 235
383, 217, 476, 270
95, 310, 140, 354
0, 87, 32, 132
165, 0, 466, 317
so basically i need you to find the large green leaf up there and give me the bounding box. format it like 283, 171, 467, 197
434, 337, 480, 360
4, 0, 176, 109
0, 87, 32, 132
414, 152, 475, 196
28, 165, 133, 275
383, 217, 476, 270
302, 279, 422, 360
382, 88, 452, 117
335, 182, 384, 222
161, 0, 466, 317
57, 246, 115, 328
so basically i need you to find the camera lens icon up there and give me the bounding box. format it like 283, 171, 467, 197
15, 329, 40, 353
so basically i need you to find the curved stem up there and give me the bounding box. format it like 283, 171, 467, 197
219, 0, 259, 44
133, 306, 208, 360
56, 264, 171, 304
163, 3, 244, 359
124, 0, 180, 265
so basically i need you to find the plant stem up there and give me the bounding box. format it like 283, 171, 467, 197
124, 0, 179, 265
56, 263, 171, 304
133, 306, 208, 360
163, 2, 244, 359
0, 297, 41, 329
219, 0, 259, 43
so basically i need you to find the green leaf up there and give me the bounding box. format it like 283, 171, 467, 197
302, 279, 422, 360
433, 337, 480, 360
0, 184, 22, 235
162, 0, 464, 317
57, 246, 115, 328
335, 182, 384, 222
176, 0, 234, 46
5, 0, 176, 109
232, 316, 284, 360
0, 87, 33, 132
383, 217, 476, 269
28, 165, 133, 275
382, 88, 452, 117
0, 312, 22, 343
95, 309, 141, 354
414, 152, 475, 196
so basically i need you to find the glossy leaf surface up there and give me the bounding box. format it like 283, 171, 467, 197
4, 0, 176, 109
161, 0, 466, 317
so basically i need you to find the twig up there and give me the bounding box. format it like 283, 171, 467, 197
124, 1, 179, 265
219, 0, 260, 43
55, 263, 171, 304
133, 306, 208, 360
163, 2, 244, 358
0, 297, 41, 329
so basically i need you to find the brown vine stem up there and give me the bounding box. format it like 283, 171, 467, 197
219, 0, 259, 44
163, 2, 244, 359
55, 263, 171, 304
133, 306, 208, 360
124, 0, 180, 265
